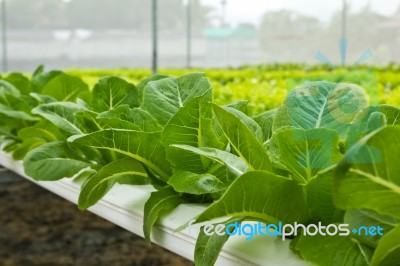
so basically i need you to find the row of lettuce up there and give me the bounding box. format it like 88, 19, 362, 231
67, 64, 400, 116
0, 66, 399, 266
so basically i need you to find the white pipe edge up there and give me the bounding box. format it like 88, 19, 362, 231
0, 151, 308, 266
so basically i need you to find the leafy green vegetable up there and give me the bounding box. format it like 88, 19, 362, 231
304, 167, 343, 223
78, 157, 148, 210
23, 141, 94, 181
91, 76, 140, 112
4, 73, 32, 95
142, 73, 211, 126
171, 145, 248, 176
335, 126, 400, 219
32, 102, 87, 135
291, 233, 373, 266
0, 79, 20, 96
370, 224, 400, 266
194, 217, 243, 266
273, 128, 341, 183
273, 82, 368, 136
212, 104, 272, 171
31, 65, 63, 92
0, 67, 399, 266
253, 108, 277, 142
161, 94, 222, 173
0, 102, 38, 122
12, 120, 65, 160
96, 105, 162, 131
143, 186, 185, 243
225, 100, 248, 113
40, 73, 89, 102
345, 105, 400, 149
69, 129, 172, 180
168, 170, 225, 195
344, 209, 398, 248
195, 171, 310, 224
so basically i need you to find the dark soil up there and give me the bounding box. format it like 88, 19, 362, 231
0, 170, 193, 266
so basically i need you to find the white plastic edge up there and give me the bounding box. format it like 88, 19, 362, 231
0, 151, 309, 266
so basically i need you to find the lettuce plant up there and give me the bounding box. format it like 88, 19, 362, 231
0, 67, 399, 266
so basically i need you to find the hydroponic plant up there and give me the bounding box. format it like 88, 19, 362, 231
0, 66, 399, 266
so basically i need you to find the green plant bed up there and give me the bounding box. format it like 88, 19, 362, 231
65, 65, 400, 116
0, 66, 399, 266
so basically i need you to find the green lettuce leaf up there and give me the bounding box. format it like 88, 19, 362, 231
161, 94, 222, 173
291, 233, 373, 266
195, 171, 310, 224
91, 76, 140, 112
194, 217, 243, 266
69, 129, 171, 180
335, 126, 400, 219
23, 141, 94, 181
143, 186, 185, 243
168, 170, 225, 195
142, 73, 212, 126
171, 144, 248, 177
273, 82, 368, 136
41, 74, 89, 102
32, 102, 87, 135
78, 157, 148, 210
273, 128, 341, 183
371, 224, 400, 266
212, 104, 272, 171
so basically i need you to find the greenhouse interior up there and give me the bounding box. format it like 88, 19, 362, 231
1, 0, 400, 266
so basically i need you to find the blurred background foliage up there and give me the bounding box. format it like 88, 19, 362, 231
61, 64, 400, 116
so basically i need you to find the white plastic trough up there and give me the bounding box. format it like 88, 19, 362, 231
0, 151, 308, 266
